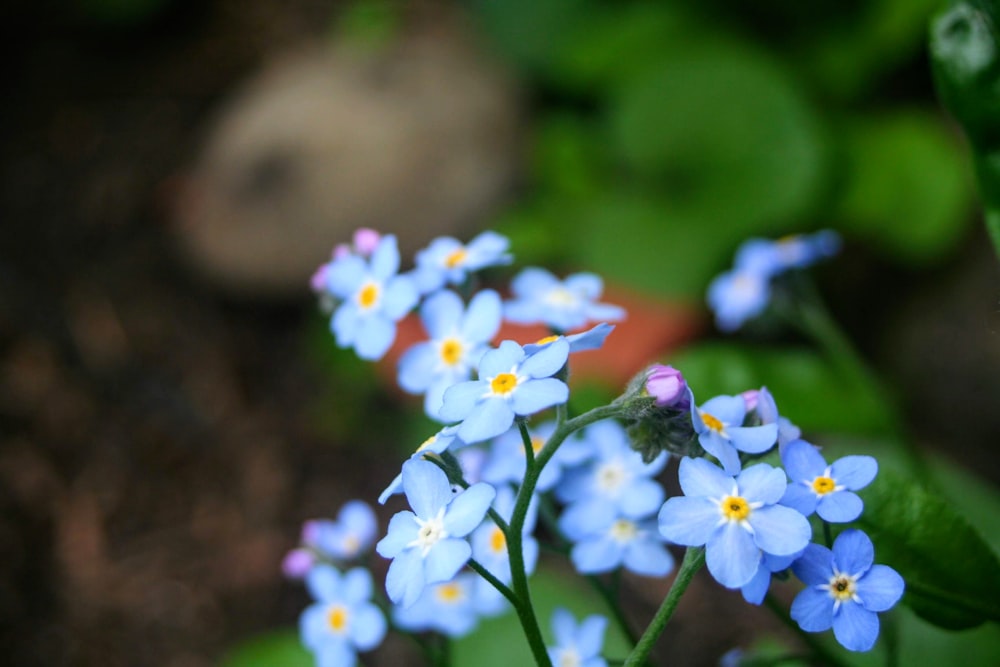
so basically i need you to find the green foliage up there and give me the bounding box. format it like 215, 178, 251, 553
221, 629, 312, 667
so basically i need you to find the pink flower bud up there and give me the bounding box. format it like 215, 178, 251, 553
353, 228, 381, 256
281, 548, 315, 579
741, 389, 759, 412
645, 364, 686, 407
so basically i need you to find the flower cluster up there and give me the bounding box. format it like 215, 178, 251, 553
290, 228, 903, 666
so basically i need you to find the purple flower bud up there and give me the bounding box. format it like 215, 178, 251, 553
353, 228, 381, 256
645, 364, 687, 408
332, 243, 352, 260
281, 548, 315, 579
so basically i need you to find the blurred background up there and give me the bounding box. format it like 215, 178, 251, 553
1, 0, 998, 665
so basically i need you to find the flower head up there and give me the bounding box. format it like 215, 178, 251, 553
780, 440, 877, 523
707, 269, 772, 332
392, 572, 482, 637
644, 364, 688, 409
305, 500, 379, 561
791, 529, 904, 652
412, 231, 513, 293
504, 268, 625, 333
546, 608, 609, 667
299, 565, 387, 667
658, 457, 811, 588
561, 500, 674, 578
375, 459, 495, 607
439, 339, 570, 444
692, 394, 778, 475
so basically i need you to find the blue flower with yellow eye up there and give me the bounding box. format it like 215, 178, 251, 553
780, 440, 877, 523
392, 572, 482, 638
299, 565, 387, 667
504, 268, 625, 333
412, 231, 513, 293
398, 289, 502, 421
692, 394, 778, 475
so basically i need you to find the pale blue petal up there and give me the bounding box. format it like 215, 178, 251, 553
370, 235, 400, 280
740, 558, 771, 605
307, 565, 341, 602
461, 290, 502, 342
831, 456, 878, 490
397, 343, 437, 393
317, 641, 356, 667
572, 537, 622, 573
522, 537, 540, 575
700, 395, 745, 427
439, 380, 487, 421
478, 340, 523, 376
780, 483, 819, 516
730, 423, 778, 454
699, 433, 741, 475
504, 299, 544, 324
511, 267, 559, 296
354, 316, 395, 361
519, 338, 569, 378
790, 587, 834, 631
563, 273, 603, 299
748, 505, 812, 556
402, 459, 453, 519
444, 482, 496, 536
551, 607, 576, 646
833, 529, 875, 575
618, 478, 665, 518
707, 522, 760, 588
623, 539, 674, 577
350, 603, 387, 650
423, 539, 471, 583
341, 568, 373, 604
422, 380, 451, 421
382, 275, 419, 318
584, 302, 626, 322
780, 439, 826, 481
677, 457, 733, 498
376, 512, 418, 558
299, 604, 330, 649
858, 565, 905, 612
792, 543, 834, 585
833, 602, 879, 652
576, 615, 608, 657
421, 290, 463, 338
657, 497, 719, 546
560, 501, 614, 541
737, 463, 787, 504
332, 303, 360, 346
324, 255, 366, 297
385, 549, 426, 608
457, 398, 515, 444
817, 491, 863, 523
510, 378, 569, 415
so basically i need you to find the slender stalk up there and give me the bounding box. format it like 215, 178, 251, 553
468, 558, 520, 609
763, 593, 851, 667
623, 547, 705, 667
823, 521, 834, 549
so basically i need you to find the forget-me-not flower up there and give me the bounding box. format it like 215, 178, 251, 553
306, 500, 379, 561
780, 440, 877, 523
522, 322, 616, 356
439, 339, 570, 444
376, 459, 495, 608
692, 394, 778, 475
392, 572, 482, 638
740, 550, 801, 605
546, 608, 609, 667
791, 529, 904, 652
378, 426, 464, 504
658, 457, 812, 589
751, 386, 801, 451
397, 289, 502, 420
412, 231, 513, 293
298, 565, 387, 667
322, 234, 419, 360
706, 269, 772, 332
504, 268, 625, 333
561, 500, 674, 578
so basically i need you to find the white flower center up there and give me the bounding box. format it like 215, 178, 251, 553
609, 519, 638, 543
408, 508, 448, 557
596, 461, 628, 494
825, 571, 860, 611
557, 648, 582, 667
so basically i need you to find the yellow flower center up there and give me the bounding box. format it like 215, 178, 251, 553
435, 582, 464, 603
701, 411, 724, 433
610, 519, 638, 542
535, 335, 560, 345
357, 282, 380, 309
444, 248, 468, 268
416, 434, 438, 453
440, 338, 464, 366
811, 476, 837, 495
490, 372, 518, 395
327, 605, 349, 633
721, 495, 751, 521
490, 527, 507, 553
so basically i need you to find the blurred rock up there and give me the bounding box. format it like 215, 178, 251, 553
172, 11, 524, 297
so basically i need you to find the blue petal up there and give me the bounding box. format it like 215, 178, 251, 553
519, 338, 569, 378
402, 459, 453, 519
730, 423, 778, 454
740, 558, 771, 605
350, 602, 387, 650
510, 378, 569, 415
306, 565, 342, 602
790, 586, 834, 632
700, 395, 745, 426
831, 455, 878, 490
299, 604, 330, 649
511, 267, 559, 296
332, 303, 360, 346
560, 501, 614, 541
341, 567, 373, 604
658, 497, 719, 546
832, 602, 879, 652
737, 463, 787, 505
478, 340, 524, 376
461, 289, 502, 342
354, 315, 395, 361
564, 272, 603, 299
617, 478, 665, 518
817, 491, 863, 523
576, 614, 608, 658
420, 290, 463, 338
316, 641, 356, 667
397, 343, 437, 393
376, 512, 418, 558
439, 380, 487, 421
698, 432, 741, 475
858, 565, 905, 612
707, 522, 760, 588
385, 549, 426, 608
423, 538, 472, 583
780, 439, 826, 481
550, 607, 576, 646
382, 275, 419, 319
677, 456, 733, 497
457, 398, 515, 444
444, 482, 496, 536
370, 235, 400, 280
623, 539, 674, 577
792, 543, 834, 586
571, 537, 622, 574
833, 529, 874, 575
779, 483, 818, 517
324, 255, 366, 297
748, 505, 812, 556
584, 301, 626, 323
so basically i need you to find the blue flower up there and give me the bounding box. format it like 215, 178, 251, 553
377, 426, 464, 504
397, 289, 502, 420
735, 230, 841, 276
504, 268, 625, 333
556, 420, 668, 519
392, 572, 482, 637
750, 387, 801, 451
307, 500, 379, 561
299, 565, 387, 667
739, 551, 801, 605
522, 322, 616, 356
470, 486, 539, 614
322, 234, 419, 360
412, 231, 513, 293
439, 339, 570, 444
658, 457, 812, 589
706, 269, 771, 332
780, 440, 878, 523
692, 394, 778, 475
561, 501, 674, 578
546, 608, 609, 667
375, 459, 496, 608
790, 529, 904, 652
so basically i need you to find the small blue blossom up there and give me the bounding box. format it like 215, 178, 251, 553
375, 459, 496, 608
322, 234, 419, 360
780, 440, 878, 523
692, 394, 778, 475
740, 551, 801, 605
392, 572, 482, 637
791, 529, 904, 652
547, 608, 609, 667
299, 565, 387, 667
412, 231, 513, 293
377, 426, 464, 504
397, 289, 502, 420
561, 501, 674, 578
658, 457, 812, 589
307, 500, 379, 561
504, 268, 625, 333
750, 387, 801, 451
735, 230, 841, 276
522, 322, 616, 356
439, 339, 570, 444
706, 269, 771, 332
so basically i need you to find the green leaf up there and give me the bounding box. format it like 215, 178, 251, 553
670, 342, 891, 435
835, 111, 974, 263
857, 469, 1000, 629
221, 629, 312, 667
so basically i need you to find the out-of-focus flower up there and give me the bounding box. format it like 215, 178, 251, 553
546, 608, 609, 667
392, 573, 482, 637
504, 268, 625, 333
412, 231, 512, 293
299, 565, 387, 667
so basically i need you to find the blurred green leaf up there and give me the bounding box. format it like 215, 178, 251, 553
836, 111, 974, 262
857, 469, 1000, 629
221, 629, 312, 667
670, 342, 891, 435
532, 114, 608, 199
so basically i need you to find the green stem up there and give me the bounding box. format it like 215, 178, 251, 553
763, 593, 851, 667
468, 558, 520, 609
823, 521, 834, 549
623, 547, 705, 667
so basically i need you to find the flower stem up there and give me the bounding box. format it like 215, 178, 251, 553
468, 558, 520, 609
623, 547, 705, 667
